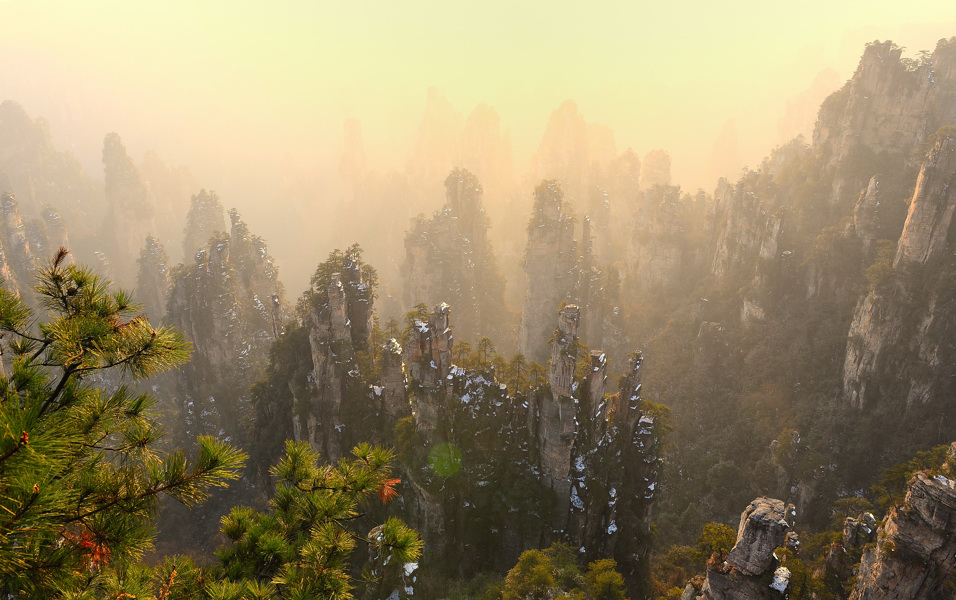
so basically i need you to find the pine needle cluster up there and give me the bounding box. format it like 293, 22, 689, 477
212, 441, 422, 599
0, 250, 247, 597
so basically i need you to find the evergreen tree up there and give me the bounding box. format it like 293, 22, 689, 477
211, 441, 422, 600
0, 250, 246, 597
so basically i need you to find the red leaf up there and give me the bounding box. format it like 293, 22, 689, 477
377, 478, 401, 504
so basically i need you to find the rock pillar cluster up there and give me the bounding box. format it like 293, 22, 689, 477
406, 303, 454, 436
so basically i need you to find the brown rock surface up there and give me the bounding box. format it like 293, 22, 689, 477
851, 466, 956, 599
406, 303, 454, 436
842, 134, 956, 409
894, 135, 956, 266
852, 176, 883, 253
726, 497, 793, 577
538, 305, 580, 496
380, 338, 408, 418
700, 497, 793, 600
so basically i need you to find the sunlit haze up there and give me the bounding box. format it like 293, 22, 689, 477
2, 0, 955, 289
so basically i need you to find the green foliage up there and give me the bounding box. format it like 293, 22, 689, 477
216, 441, 421, 599
865, 240, 898, 292
649, 545, 697, 598
828, 497, 874, 530
480, 544, 627, 600
872, 444, 951, 510
0, 251, 247, 597
585, 559, 627, 600
401, 303, 429, 348
299, 244, 377, 322
919, 126, 956, 155
693, 522, 736, 564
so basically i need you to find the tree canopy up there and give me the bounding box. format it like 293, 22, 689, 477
0, 250, 246, 597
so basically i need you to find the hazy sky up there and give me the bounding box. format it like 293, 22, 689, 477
2, 1, 955, 286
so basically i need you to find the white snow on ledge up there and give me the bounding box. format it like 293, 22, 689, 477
770, 566, 790, 592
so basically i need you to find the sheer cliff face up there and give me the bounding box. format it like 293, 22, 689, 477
706, 39, 956, 324
537, 304, 580, 502
403, 169, 511, 346
843, 135, 956, 410
626, 184, 689, 292
0, 193, 71, 301
519, 181, 577, 362
0, 102, 194, 277
709, 175, 784, 281
816, 39, 956, 170
0, 193, 38, 295
894, 135, 956, 266
405, 302, 453, 437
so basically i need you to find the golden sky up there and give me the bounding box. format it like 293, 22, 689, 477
1, 0, 955, 284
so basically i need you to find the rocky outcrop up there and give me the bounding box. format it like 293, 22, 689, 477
166, 234, 241, 438
536, 304, 580, 500
405, 303, 454, 438
518, 181, 577, 362
726, 498, 794, 577
0, 193, 39, 294
397, 299, 661, 596
850, 443, 956, 599
298, 249, 375, 460
571, 351, 662, 592
844, 512, 878, 549
228, 209, 285, 340
403, 169, 511, 346
700, 497, 794, 600
710, 176, 783, 280
0, 101, 101, 242
380, 338, 408, 418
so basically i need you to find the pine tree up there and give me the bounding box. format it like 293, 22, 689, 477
0, 249, 246, 597
212, 441, 422, 599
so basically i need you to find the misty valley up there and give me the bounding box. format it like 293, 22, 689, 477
3, 36, 956, 600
